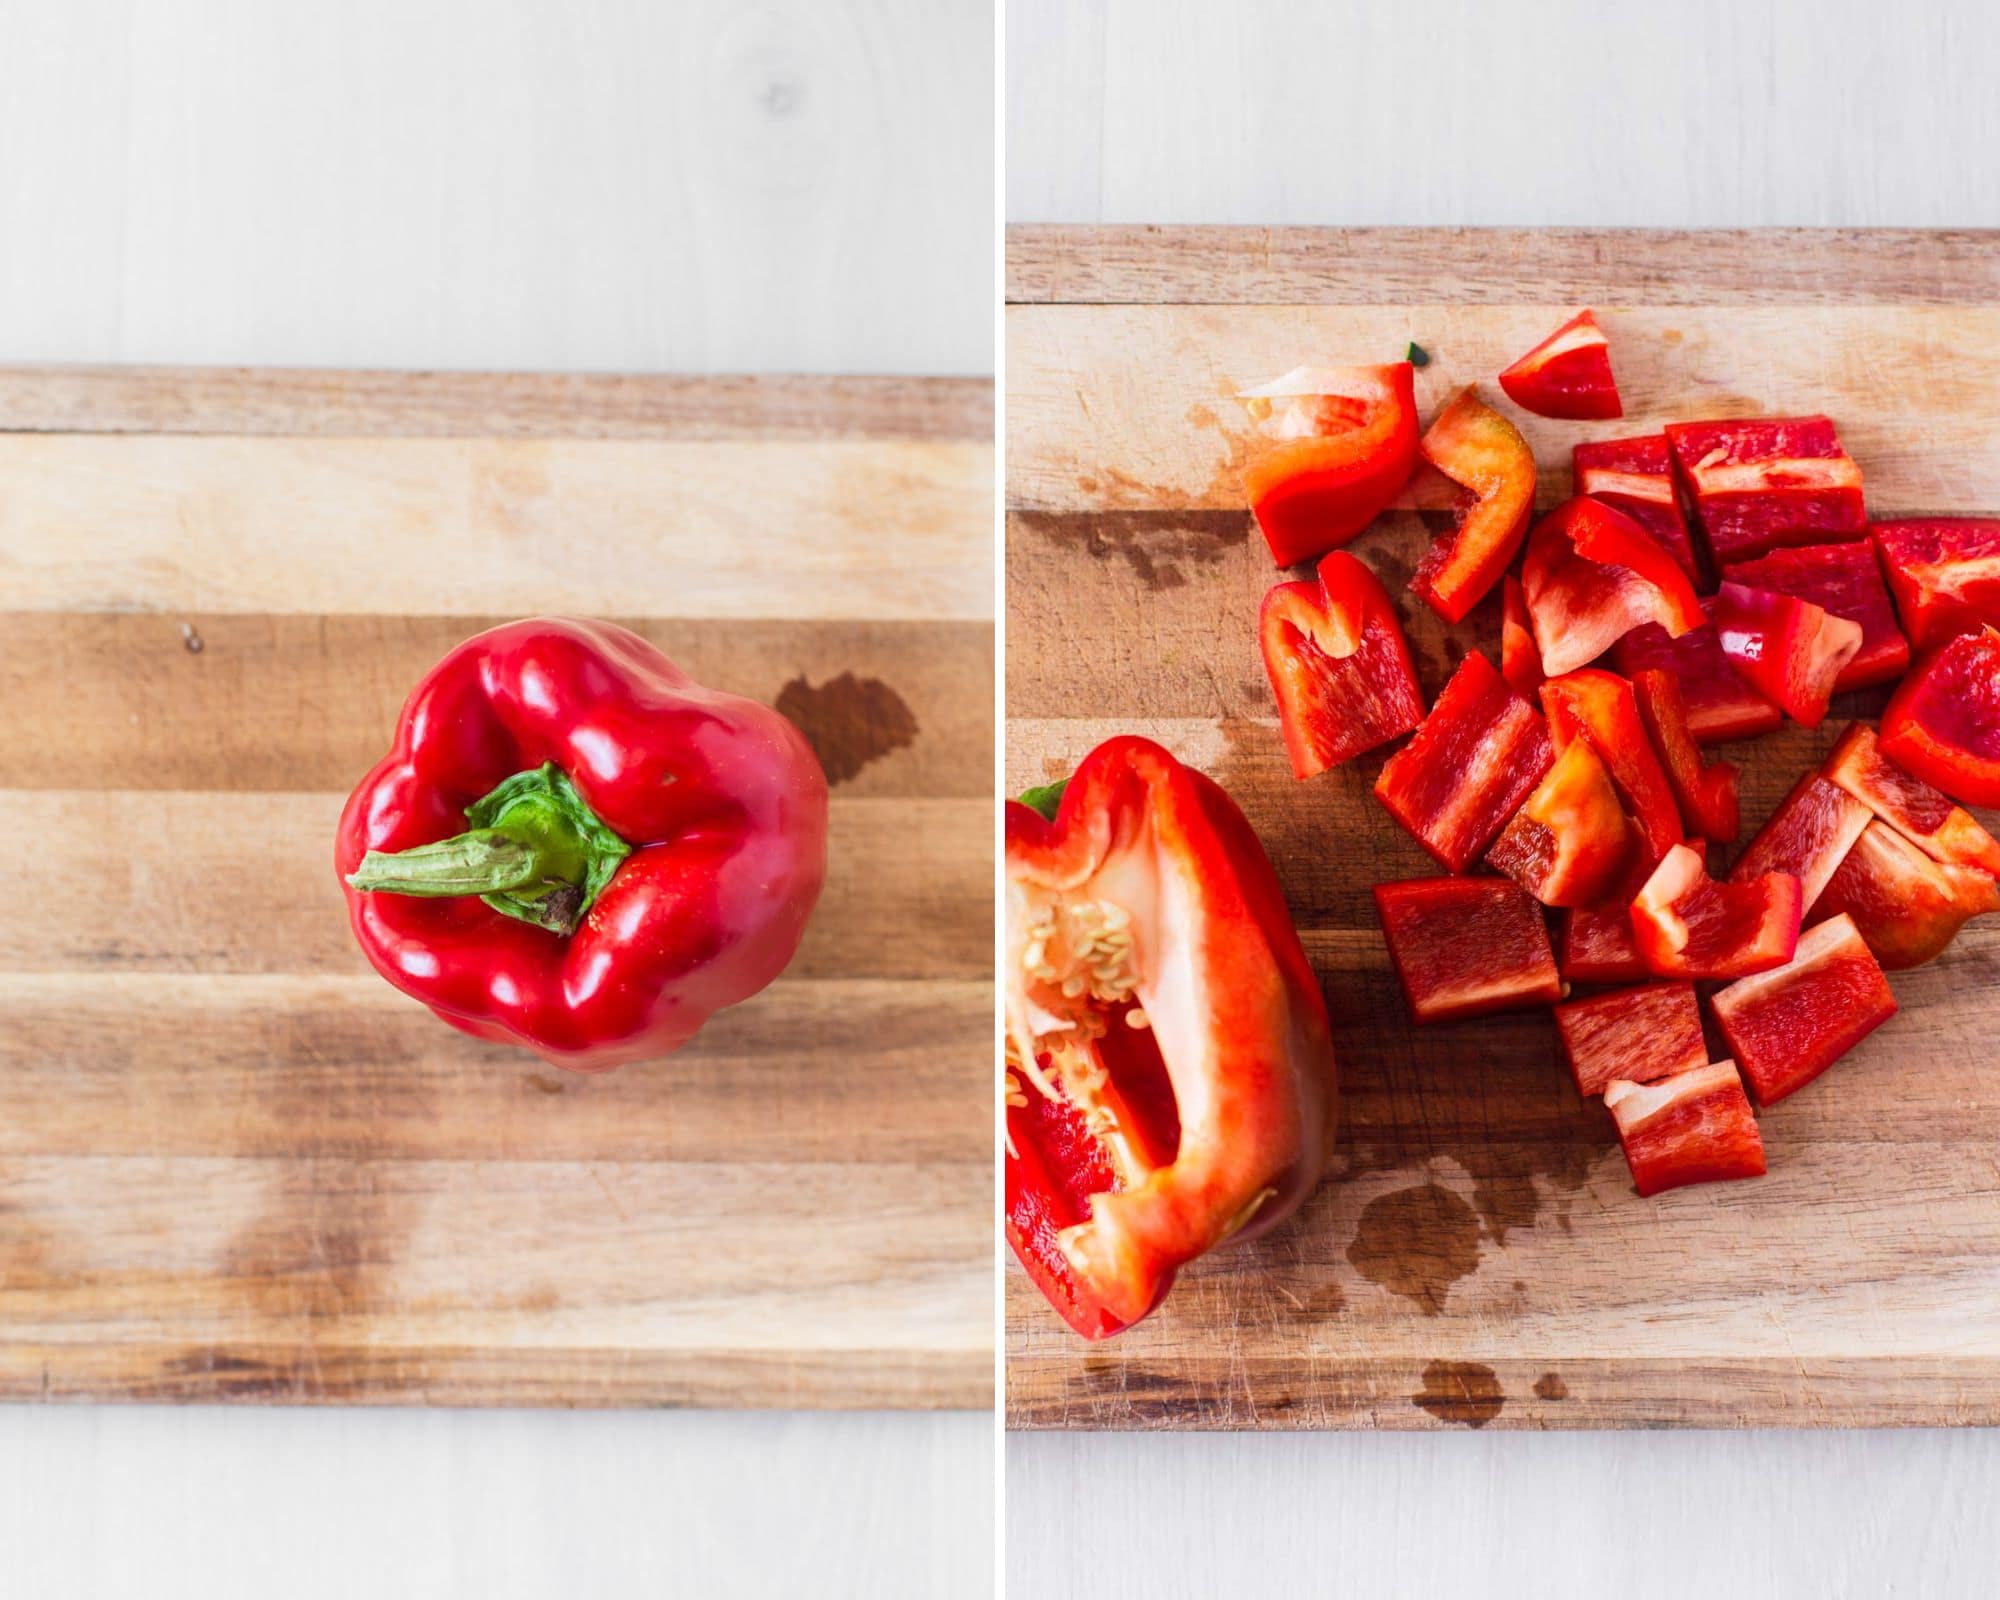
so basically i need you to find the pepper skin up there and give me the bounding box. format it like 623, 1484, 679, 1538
336, 618, 829, 1071
1004, 737, 1337, 1338
1521, 495, 1703, 677
1572, 434, 1702, 587
1879, 626, 2000, 808
1497, 309, 1623, 421
1411, 387, 1537, 623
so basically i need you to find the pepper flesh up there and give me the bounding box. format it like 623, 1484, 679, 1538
1632, 669, 1740, 843
1631, 843, 1802, 980
1004, 737, 1336, 1338
335, 618, 828, 1071
1572, 434, 1702, 587
1721, 541, 1909, 693
1821, 721, 2000, 878
1814, 819, 2000, 970
1614, 603, 1784, 745
1500, 575, 1545, 699
1665, 415, 1866, 564
1711, 581, 1864, 729
1497, 309, 1622, 420
1710, 914, 1897, 1105
1540, 669, 1683, 864
1411, 387, 1537, 623
1485, 735, 1639, 908
1879, 626, 2000, 807
1729, 773, 1871, 914
1554, 982, 1707, 1098
1374, 877, 1562, 1025
1872, 518, 2000, 652
1521, 495, 1703, 677
1603, 1061, 1767, 1197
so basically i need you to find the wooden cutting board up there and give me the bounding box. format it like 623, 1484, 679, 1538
1005, 226, 2000, 1430
0, 366, 993, 1408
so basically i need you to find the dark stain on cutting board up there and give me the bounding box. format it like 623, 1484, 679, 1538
1412, 1359, 1504, 1427
1346, 1183, 1480, 1313
776, 671, 918, 784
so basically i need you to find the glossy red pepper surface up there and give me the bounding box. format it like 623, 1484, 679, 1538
335, 618, 828, 1070
1712, 581, 1864, 729
1822, 722, 2000, 878
1500, 575, 1545, 698
1730, 773, 1871, 914
1632, 670, 1740, 843
1540, 669, 1683, 864
1631, 843, 1802, 980
1879, 626, 2000, 807
1486, 736, 1638, 908
1665, 415, 1866, 564
1572, 434, 1701, 586
1872, 518, 2000, 652
1814, 820, 2000, 970
1521, 495, 1703, 677
1710, 915, 1897, 1106
1603, 1061, 1767, 1197
1497, 309, 1622, 420
1721, 541, 1909, 693
1554, 981, 1706, 1098
1614, 602, 1784, 745
1374, 877, 1561, 1025
1411, 387, 1537, 623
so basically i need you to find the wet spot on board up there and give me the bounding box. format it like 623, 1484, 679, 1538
775, 671, 918, 785
1412, 1360, 1504, 1428
526, 1073, 567, 1096
1016, 509, 1248, 592
1534, 1372, 1570, 1401
1346, 1183, 1480, 1314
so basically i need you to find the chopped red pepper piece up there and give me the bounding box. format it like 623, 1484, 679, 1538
1603, 1061, 1767, 1197
1730, 772, 1871, 913
1539, 669, 1683, 863
1711, 581, 1864, 729
1879, 626, 2000, 807
1632, 669, 1740, 843
1631, 843, 1802, 979
1374, 876, 1562, 1025
1572, 434, 1702, 587
1613, 601, 1784, 745
1822, 721, 2000, 878
1665, 415, 1867, 564
1556, 902, 1650, 984
1005, 737, 1337, 1339
1522, 496, 1704, 676
1872, 518, 2000, 652
1237, 363, 1421, 566
1721, 541, 1908, 693
1259, 550, 1425, 779
1411, 387, 1537, 623
1375, 651, 1555, 872
1710, 914, 1897, 1106
1814, 819, 2000, 970
1486, 735, 1640, 907
1497, 309, 1622, 421
1554, 981, 1707, 1098
1501, 574, 1545, 698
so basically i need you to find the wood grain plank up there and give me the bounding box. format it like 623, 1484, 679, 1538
1007, 226, 2000, 306
2, 793, 990, 982
0, 434, 992, 620
0, 367, 993, 442
0, 613, 990, 799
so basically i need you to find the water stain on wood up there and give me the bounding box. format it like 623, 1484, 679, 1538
775, 671, 918, 784
1534, 1371, 1570, 1401
1412, 1359, 1504, 1427
1017, 509, 1247, 592
1346, 1183, 1480, 1314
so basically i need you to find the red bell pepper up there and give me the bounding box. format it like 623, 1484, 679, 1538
1710, 914, 1898, 1106
1497, 309, 1622, 421
1879, 626, 2000, 807
336, 619, 828, 1071
1004, 737, 1337, 1338
1814, 819, 2000, 970
1486, 735, 1640, 908
1521, 496, 1704, 677
1411, 387, 1537, 623
1711, 581, 1864, 729
1729, 773, 1871, 914
1539, 669, 1683, 863
1238, 363, 1421, 566
1572, 434, 1702, 586
1721, 541, 1909, 693
1375, 651, 1554, 872
1555, 902, 1650, 985
1613, 602, 1784, 745
1665, 415, 1867, 564
1259, 550, 1425, 779
1632, 669, 1740, 843
1872, 518, 2000, 652
1555, 980, 1706, 1098
1374, 876, 1562, 1025
1822, 721, 2000, 878
1603, 1061, 1767, 1198
1631, 843, 1802, 979
1501, 574, 1545, 699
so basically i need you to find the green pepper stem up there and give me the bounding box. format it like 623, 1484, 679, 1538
345, 830, 547, 897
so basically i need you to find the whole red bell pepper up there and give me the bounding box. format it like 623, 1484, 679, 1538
1710, 914, 1897, 1106
1486, 735, 1639, 907
1822, 722, 2000, 878
1572, 434, 1702, 586
336, 618, 829, 1070
1879, 626, 2000, 807
1004, 737, 1337, 1339
1665, 414, 1866, 563
1411, 387, 1537, 623
1631, 843, 1802, 980
1374, 876, 1562, 1025
1238, 363, 1421, 566
1260, 550, 1424, 779
1497, 308, 1622, 420
1722, 541, 1909, 693
1613, 602, 1783, 745
1554, 981, 1706, 1098
1539, 669, 1683, 863
1730, 773, 1871, 914
1521, 495, 1703, 677
1631, 670, 1740, 843
1603, 1061, 1767, 1197
1711, 581, 1864, 729
1872, 518, 2000, 652
1814, 819, 2000, 970
1500, 575, 1545, 698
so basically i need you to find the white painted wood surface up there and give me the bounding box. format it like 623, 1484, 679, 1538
1008, 1, 2000, 1595
0, 1, 993, 1596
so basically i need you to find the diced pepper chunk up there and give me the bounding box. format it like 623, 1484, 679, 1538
1631, 843, 1802, 979
1712, 581, 1864, 729
1572, 434, 1702, 587
1815, 819, 2000, 970
1603, 1061, 1767, 1197
1821, 721, 2000, 878
1556, 903, 1649, 985
1259, 550, 1425, 779
1501, 575, 1545, 698
1411, 388, 1537, 623
1880, 626, 2000, 808
1872, 518, 2000, 652
1374, 876, 1562, 1025
1522, 496, 1704, 677
1540, 669, 1682, 863
1721, 541, 1910, 693
1486, 735, 1640, 908
1730, 773, 1871, 913
1375, 652, 1555, 872
1613, 603, 1784, 746
1497, 309, 1622, 421
1665, 415, 1866, 564
1554, 981, 1707, 1098
1710, 914, 1897, 1105
1632, 669, 1740, 842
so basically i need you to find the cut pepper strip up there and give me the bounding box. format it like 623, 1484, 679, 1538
1603, 1061, 1767, 1198
1711, 581, 1864, 729
1373, 876, 1562, 1025
1665, 415, 1866, 564
1259, 550, 1425, 779
1821, 721, 2000, 878
1554, 981, 1707, 1098
1497, 309, 1622, 421
1814, 819, 2000, 971
1729, 772, 1871, 914
1521, 495, 1704, 677
1501, 574, 1545, 699
1872, 518, 2000, 652
1879, 626, 2000, 808
1572, 434, 1702, 587
1631, 669, 1740, 843
1539, 669, 1683, 864
1411, 387, 1537, 623
1486, 735, 1640, 908
1613, 602, 1784, 745
1721, 541, 1909, 693
1710, 914, 1897, 1106
1631, 843, 1802, 980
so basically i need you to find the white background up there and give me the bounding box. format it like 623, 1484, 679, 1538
0, 2, 993, 1597
1007, 1, 2000, 1596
